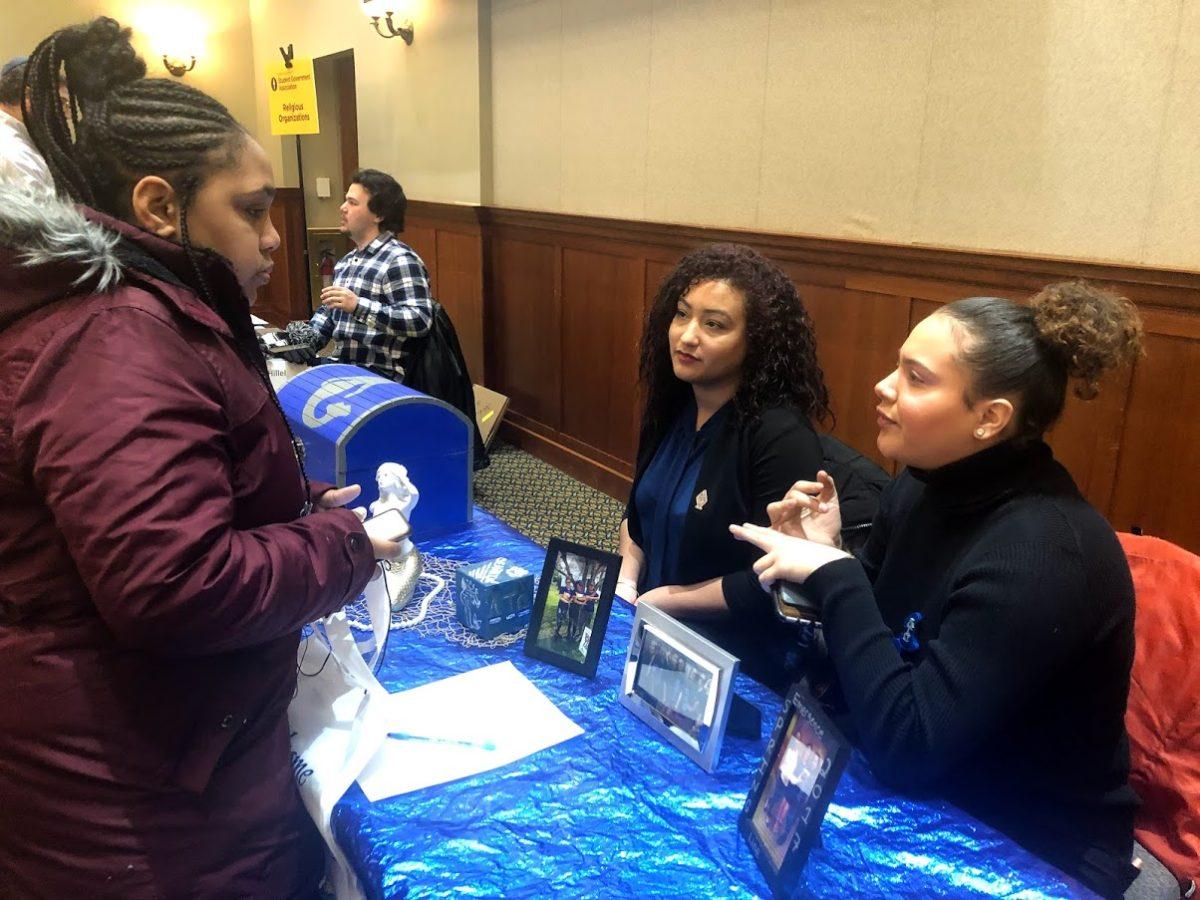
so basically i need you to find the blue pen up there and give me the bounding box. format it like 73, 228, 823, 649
387, 731, 497, 751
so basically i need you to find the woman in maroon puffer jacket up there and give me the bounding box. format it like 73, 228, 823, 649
0, 19, 400, 897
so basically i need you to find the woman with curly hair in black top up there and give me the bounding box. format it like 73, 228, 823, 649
734, 282, 1144, 896
618, 243, 831, 691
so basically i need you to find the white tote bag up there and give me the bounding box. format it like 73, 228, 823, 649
289, 571, 392, 900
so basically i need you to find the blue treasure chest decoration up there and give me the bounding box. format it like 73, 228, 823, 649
278, 364, 473, 537
455, 557, 535, 639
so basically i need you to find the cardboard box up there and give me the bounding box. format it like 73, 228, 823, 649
473, 384, 510, 449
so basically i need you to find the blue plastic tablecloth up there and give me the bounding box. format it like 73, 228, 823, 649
333, 508, 1087, 899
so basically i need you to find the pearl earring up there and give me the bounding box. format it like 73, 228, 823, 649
975, 428, 986, 438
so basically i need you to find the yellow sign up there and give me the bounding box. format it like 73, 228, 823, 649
267, 58, 320, 135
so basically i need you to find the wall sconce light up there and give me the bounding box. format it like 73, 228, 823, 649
162, 55, 196, 77
137, 5, 205, 78
362, 0, 414, 44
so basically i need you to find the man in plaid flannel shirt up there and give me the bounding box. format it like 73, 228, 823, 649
286, 169, 432, 380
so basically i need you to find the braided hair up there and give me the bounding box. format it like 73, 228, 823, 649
22, 17, 143, 206
22, 17, 262, 369
637, 243, 831, 450
23, 17, 314, 508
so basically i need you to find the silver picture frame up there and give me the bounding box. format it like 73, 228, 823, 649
618, 601, 740, 773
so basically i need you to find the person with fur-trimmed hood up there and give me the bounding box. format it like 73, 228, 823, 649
0, 19, 405, 897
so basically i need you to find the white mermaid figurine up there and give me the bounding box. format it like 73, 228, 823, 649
369, 463, 423, 611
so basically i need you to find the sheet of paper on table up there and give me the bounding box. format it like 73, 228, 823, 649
357, 661, 583, 801
251, 314, 269, 327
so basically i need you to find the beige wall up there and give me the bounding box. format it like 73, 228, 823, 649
9, 2, 1195, 270
248, 0, 484, 202
3, 1, 485, 204
0, 0, 257, 143
490, 0, 1200, 270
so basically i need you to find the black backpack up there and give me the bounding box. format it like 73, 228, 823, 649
401, 301, 490, 470
818, 434, 890, 554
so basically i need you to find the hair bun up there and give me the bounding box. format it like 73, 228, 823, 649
1030, 281, 1143, 400
59, 17, 146, 103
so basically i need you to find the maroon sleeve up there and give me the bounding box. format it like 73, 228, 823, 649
14, 306, 377, 656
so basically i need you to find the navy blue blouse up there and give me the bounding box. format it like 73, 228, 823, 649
634, 399, 732, 591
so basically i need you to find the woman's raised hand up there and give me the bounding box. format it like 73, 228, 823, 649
766, 470, 842, 547
729, 522, 849, 585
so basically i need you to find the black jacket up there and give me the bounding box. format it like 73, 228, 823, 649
400, 301, 489, 470
806, 439, 1137, 897
626, 405, 823, 691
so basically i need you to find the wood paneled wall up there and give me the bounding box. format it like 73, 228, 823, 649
397, 203, 1200, 553
402, 202, 485, 383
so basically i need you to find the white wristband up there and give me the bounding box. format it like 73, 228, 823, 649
615, 578, 639, 604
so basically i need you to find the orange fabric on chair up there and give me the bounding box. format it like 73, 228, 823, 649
1119, 532, 1200, 883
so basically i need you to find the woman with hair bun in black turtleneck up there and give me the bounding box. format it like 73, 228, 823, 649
733, 282, 1145, 898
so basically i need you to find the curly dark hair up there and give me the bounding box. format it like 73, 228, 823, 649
637, 243, 831, 448
1030, 281, 1143, 400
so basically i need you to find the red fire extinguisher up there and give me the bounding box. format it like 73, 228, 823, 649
319, 250, 336, 288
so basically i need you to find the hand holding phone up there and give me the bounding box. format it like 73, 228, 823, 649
771, 581, 821, 625
363, 509, 410, 559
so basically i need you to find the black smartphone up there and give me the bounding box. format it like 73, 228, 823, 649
771, 581, 821, 625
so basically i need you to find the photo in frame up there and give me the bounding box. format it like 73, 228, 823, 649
522, 538, 619, 678
618, 601, 739, 772
738, 681, 851, 898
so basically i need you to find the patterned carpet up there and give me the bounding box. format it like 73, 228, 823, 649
474, 442, 625, 554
